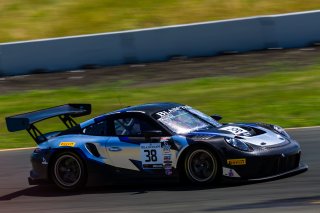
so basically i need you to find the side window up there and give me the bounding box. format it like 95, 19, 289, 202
83, 120, 107, 136
113, 117, 156, 136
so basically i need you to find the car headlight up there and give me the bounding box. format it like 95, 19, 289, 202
224, 137, 252, 152
273, 125, 290, 139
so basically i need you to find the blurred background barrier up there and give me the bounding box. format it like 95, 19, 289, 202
0, 10, 319, 76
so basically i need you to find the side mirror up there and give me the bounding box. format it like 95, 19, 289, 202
142, 130, 163, 138
211, 114, 222, 121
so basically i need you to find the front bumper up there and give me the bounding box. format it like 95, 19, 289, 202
247, 162, 308, 182
222, 162, 308, 183
219, 139, 307, 180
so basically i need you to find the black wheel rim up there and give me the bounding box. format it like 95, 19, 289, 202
187, 149, 217, 182
54, 154, 82, 187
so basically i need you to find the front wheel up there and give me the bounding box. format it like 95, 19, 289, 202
184, 148, 220, 184
51, 151, 87, 191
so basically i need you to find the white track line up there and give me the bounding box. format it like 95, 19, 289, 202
285, 126, 320, 130
0, 126, 319, 152
0, 147, 35, 152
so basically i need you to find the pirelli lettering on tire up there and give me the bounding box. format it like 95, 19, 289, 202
227, 158, 246, 166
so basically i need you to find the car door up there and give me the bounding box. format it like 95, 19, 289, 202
105, 113, 177, 177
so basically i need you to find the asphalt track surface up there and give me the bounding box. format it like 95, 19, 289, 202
0, 127, 319, 213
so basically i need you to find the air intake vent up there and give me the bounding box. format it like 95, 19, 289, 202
85, 143, 100, 157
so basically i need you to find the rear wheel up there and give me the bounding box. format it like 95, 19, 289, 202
184, 148, 220, 184
51, 151, 86, 191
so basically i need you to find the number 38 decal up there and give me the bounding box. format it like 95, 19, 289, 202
140, 143, 163, 168
144, 149, 158, 162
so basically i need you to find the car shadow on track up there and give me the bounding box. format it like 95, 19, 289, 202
0, 170, 307, 201
0, 181, 249, 201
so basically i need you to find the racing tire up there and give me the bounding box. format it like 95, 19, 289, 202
50, 151, 87, 191
184, 148, 220, 185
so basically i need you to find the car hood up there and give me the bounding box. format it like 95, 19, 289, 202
188, 123, 289, 147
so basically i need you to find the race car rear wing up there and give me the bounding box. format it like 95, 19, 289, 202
6, 104, 91, 144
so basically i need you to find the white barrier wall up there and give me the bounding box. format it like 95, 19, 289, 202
0, 10, 320, 76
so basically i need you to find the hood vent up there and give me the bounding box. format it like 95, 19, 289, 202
240, 126, 265, 136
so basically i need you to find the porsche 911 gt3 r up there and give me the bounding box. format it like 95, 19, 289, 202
6, 103, 308, 191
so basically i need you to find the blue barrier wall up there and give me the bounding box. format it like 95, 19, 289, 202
0, 10, 319, 76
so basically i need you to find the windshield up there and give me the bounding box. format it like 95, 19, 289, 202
153, 106, 221, 134
185, 106, 222, 128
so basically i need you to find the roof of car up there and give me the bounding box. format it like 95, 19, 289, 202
116, 102, 183, 115
81, 102, 183, 127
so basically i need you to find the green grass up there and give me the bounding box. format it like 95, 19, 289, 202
1, 66, 319, 149
1, 0, 320, 43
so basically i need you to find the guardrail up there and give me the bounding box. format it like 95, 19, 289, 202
0, 10, 320, 76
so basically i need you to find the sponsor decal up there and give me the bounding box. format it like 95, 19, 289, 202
227, 158, 246, 166
143, 164, 163, 169
165, 169, 173, 176
41, 157, 48, 165
164, 163, 173, 175
163, 143, 173, 176
228, 169, 234, 177
156, 106, 189, 118
160, 137, 171, 143
164, 164, 172, 169
162, 142, 171, 154
59, 142, 76, 147
222, 167, 240, 178
164, 155, 171, 161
